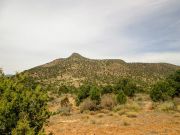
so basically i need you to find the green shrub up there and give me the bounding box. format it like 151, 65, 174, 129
0, 74, 49, 134
89, 86, 100, 102
150, 81, 175, 102
101, 85, 113, 95
12, 114, 35, 135
76, 84, 91, 105
124, 82, 137, 97
114, 78, 137, 97
116, 91, 127, 104
168, 69, 180, 97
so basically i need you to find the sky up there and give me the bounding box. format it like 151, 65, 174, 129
0, 0, 180, 74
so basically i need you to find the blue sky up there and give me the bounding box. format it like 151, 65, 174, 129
0, 0, 180, 74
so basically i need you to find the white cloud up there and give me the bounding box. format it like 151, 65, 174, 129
123, 52, 180, 65
0, 0, 179, 74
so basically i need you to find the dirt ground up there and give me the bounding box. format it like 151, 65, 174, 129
45, 95, 180, 135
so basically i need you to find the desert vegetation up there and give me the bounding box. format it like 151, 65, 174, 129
0, 72, 49, 134
0, 55, 180, 135
45, 69, 180, 135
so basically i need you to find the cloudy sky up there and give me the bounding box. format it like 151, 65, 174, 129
0, 0, 180, 74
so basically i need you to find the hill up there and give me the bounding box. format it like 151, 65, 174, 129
25, 53, 180, 88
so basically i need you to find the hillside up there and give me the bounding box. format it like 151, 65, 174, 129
25, 53, 180, 87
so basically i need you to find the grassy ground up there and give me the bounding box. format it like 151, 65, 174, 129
45, 94, 180, 135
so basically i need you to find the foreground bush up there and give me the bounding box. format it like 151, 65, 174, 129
0, 73, 49, 134
116, 91, 127, 104
100, 94, 117, 110
150, 81, 175, 102
80, 98, 97, 112
12, 113, 35, 135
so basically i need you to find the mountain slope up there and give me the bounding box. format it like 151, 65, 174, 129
25, 53, 180, 87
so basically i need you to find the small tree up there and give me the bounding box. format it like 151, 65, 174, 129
124, 82, 136, 97
114, 78, 137, 97
89, 86, 100, 102
0, 68, 3, 76
150, 81, 175, 102
167, 69, 180, 97
76, 84, 91, 105
116, 91, 127, 104
12, 116, 35, 135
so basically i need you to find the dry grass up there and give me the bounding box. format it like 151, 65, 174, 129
177, 105, 180, 112
156, 101, 175, 112
97, 113, 104, 118
125, 101, 142, 112
98, 109, 110, 114
79, 98, 97, 113
121, 117, 131, 126
100, 94, 117, 110
89, 119, 96, 124
125, 111, 138, 118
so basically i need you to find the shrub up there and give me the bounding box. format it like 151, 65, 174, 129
12, 113, 35, 135
100, 94, 117, 110
80, 98, 97, 112
101, 85, 113, 95
125, 101, 141, 112
89, 86, 100, 102
168, 69, 180, 97
76, 84, 91, 105
60, 96, 70, 107
150, 81, 175, 102
156, 101, 175, 112
114, 78, 137, 97
116, 91, 127, 104
0, 74, 49, 134
58, 85, 69, 94
124, 82, 137, 97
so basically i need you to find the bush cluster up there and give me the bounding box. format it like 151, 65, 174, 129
75, 78, 140, 112
150, 69, 180, 102
0, 73, 49, 134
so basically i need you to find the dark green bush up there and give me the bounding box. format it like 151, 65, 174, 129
124, 82, 137, 97
0, 73, 49, 134
101, 85, 113, 95
12, 113, 35, 135
116, 91, 127, 104
150, 81, 175, 102
114, 78, 137, 97
76, 84, 91, 105
89, 86, 100, 102
167, 69, 180, 97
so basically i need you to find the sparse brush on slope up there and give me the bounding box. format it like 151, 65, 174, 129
24, 53, 180, 89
